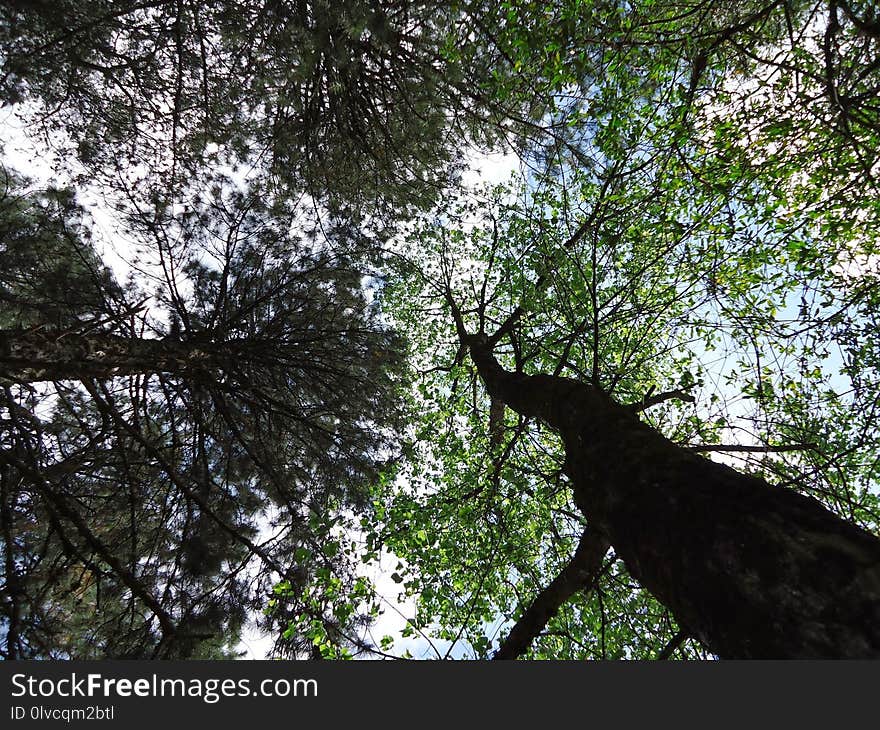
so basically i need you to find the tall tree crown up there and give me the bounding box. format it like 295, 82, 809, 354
1, 0, 879, 659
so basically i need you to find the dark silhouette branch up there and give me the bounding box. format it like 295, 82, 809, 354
0, 449, 178, 640
655, 628, 688, 660
629, 387, 696, 412
688, 443, 816, 453
493, 528, 610, 659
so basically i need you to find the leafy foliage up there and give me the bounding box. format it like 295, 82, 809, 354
2, 0, 880, 659
367, 0, 880, 659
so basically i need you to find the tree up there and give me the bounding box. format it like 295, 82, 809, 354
0, 0, 513, 217
0, 0, 534, 658
0, 0, 500, 658
3, 0, 880, 660
372, 0, 880, 659
0, 172, 405, 658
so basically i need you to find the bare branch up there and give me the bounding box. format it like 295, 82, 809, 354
688, 443, 816, 453
629, 387, 696, 412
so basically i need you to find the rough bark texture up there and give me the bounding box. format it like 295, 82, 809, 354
0, 328, 221, 383
467, 335, 880, 659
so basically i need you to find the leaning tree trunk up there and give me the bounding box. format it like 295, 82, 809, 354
467, 335, 880, 659
0, 328, 223, 383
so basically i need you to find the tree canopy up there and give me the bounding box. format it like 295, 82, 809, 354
1, 0, 879, 659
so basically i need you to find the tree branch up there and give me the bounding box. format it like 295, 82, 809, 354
837, 0, 880, 39
629, 387, 696, 412
0, 449, 178, 640
687, 443, 816, 453
493, 528, 609, 659
655, 628, 688, 660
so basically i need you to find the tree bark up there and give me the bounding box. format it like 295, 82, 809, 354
467, 334, 880, 659
0, 328, 221, 383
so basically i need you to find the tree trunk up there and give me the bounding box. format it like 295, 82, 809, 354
467, 335, 880, 658
0, 328, 221, 383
